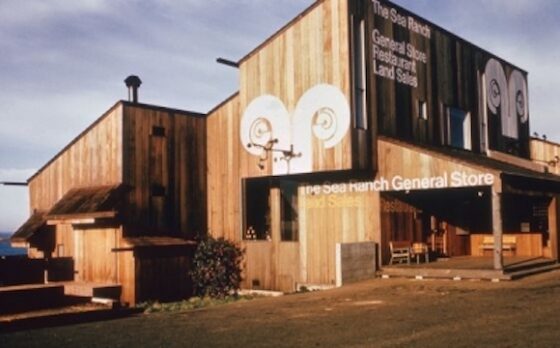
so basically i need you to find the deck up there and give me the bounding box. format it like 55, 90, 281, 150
381, 256, 560, 281
0, 282, 121, 315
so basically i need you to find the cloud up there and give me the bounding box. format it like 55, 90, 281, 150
0, 0, 111, 27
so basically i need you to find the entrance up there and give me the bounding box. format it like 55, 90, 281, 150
380, 187, 492, 264
242, 178, 299, 292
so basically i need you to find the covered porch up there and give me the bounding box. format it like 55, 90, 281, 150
377, 137, 560, 272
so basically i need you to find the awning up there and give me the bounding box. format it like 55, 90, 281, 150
46, 184, 128, 224
380, 136, 560, 194
11, 211, 48, 245
114, 237, 197, 252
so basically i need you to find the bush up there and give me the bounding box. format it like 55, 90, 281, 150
190, 237, 243, 298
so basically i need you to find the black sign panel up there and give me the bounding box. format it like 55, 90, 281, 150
362, 0, 530, 157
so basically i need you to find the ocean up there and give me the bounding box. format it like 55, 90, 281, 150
0, 232, 27, 257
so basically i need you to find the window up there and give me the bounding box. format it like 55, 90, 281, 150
447, 107, 472, 150
351, 15, 367, 130
243, 179, 271, 241
242, 179, 299, 242
280, 181, 298, 241
418, 100, 428, 120
151, 126, 166, 137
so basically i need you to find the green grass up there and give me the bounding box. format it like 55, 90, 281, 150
136, 294, 259, 313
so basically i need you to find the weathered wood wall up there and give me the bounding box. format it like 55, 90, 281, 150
531, 138, 560, 175
470, 233, 543, 257
73, 227, 120, 283
122, 103, 207, 239
377, 137, 502, 191
299, 184, 379, 285
206, 94, 242, 241
134, 247, 193, 303
28, 104, 123, 212
238, 0, 352, 174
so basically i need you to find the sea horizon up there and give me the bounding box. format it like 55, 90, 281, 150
0, 231, 27, 256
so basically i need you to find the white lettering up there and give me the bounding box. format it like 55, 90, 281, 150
304, 172, 495, 197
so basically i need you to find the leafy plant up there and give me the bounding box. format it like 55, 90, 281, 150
190, 237, 243, 298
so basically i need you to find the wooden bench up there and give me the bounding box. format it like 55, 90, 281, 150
389, 241, 411, 265
479, 235, 517, 255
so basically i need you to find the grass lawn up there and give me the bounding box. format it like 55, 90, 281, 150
2, 270, 560, 347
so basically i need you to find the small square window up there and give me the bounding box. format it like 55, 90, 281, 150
151, 184, 166, 197
151, 126, 166, 137
418, 100, 428, 120
446, 106, 472, 150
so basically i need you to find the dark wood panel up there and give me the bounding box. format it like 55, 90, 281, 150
122, 104, 206, 239
367, 0, 530, 157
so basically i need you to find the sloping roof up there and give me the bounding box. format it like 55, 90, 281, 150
46, 184, 128, 221
11, 211, 47, 242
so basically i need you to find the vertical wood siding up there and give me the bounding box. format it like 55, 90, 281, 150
28, 104, 124, 212
122, 104, 206, 239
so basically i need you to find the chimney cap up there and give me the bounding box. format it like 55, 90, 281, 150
124, 75, 142, 88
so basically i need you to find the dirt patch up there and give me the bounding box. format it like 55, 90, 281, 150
2, 271, 560, 347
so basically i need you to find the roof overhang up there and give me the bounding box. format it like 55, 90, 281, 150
11, 211, 48, 245
379, 137, 560, 195
114, 237, 197, 251
45, 184, 128, 226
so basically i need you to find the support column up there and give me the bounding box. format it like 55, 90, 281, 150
548, 196, 559, 261
492, 190, 503, 270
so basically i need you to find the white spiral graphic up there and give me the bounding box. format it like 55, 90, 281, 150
485, 58, 508, 116
240, 84, 350, 175
294, 84, 351, 149
485, 58, 517, 139
508, 70, 528, 124
240, 95, 290, 157
312, 107, 338, 143
248, 118, 273, 145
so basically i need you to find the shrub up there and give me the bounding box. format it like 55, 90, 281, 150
190, 237, 243, 298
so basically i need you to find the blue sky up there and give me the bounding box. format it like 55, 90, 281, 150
1, 0, 559, 232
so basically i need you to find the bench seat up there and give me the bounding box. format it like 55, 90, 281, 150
479, 235, 517, 254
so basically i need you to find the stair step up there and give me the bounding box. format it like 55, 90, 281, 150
508, 264, 560, 280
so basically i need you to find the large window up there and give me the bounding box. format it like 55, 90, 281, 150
243, 180, 271, 241
351, 14, 367, 130
243, 179, 299, 242
447, 107, 472, 150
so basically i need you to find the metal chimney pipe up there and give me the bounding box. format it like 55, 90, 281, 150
124, 75, 142, 103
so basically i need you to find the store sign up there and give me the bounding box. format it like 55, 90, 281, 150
370, 0, 431, 88
304, 171, 495, 196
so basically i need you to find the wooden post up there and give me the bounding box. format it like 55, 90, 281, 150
492, 190, 503, 270
548, 196, 559, 260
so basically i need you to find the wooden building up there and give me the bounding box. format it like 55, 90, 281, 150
12, 0, 560, 299
12, 100, 206, 305
206, 0, 560, 291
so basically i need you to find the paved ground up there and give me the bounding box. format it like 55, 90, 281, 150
2, 270, 560, 347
